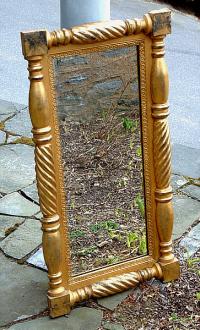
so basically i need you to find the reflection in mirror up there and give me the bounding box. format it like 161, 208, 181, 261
53, 45, 147, 276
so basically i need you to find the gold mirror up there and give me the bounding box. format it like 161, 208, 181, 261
21, 8, 180, 319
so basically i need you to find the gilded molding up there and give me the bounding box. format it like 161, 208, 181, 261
21, 8, 179, 318
47, 16, 152, 47
28, 54, 70, 317
70, 263, 162, 306
151, 32, 180, 280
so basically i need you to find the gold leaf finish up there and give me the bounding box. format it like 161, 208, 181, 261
21, 8, 179, 318
151, 32, 180, 279
47, 16, 153, 47
70, 263, 162, 305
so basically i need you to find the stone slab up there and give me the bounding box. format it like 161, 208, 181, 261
0, 99, 17, 116
0, 144, 35, 194
173, 196, 200, 239
0, 192, 39, 217
5, 107, 32, 137
172, 144, 200, 179
181, 184, 200, 201
0, 252, 48, 327
0, 215, 24, 241
0, 130, 6, 144
22, 183, 39, 204
171, 174, 188, 191
98, 289, 132, 310
27, 247, 47, 271
0, 114, 13, 122
179, 222, 200, 257
6, 134, 20, 143
9, 307, 103, 330
0, 219, 42, 260
35, 212, 43, 220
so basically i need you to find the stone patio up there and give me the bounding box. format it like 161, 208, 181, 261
0, 98, 199, 329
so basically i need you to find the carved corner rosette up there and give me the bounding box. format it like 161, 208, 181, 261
21, 31, 70, 317
149, 9, 180, 281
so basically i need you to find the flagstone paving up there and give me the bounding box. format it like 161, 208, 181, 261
98, 290, 133, 310
8, 307, 103, 330
0, 100, 18, 116
21, 183, 39, 204
0, 130, 6, 144
171, 174, 188, 191
0, 192, 39, 217
181, 184, 200, 201
0, 144, 35, 194
0, 100, 199, 328
179, 222, 200, 258
172, 143, 200, 179
27, 247, 47, 271
0, 219, 42, 260
0, 215, 25, 241
173, 195, 200, 239
0, 252, 48, 327
4, 107, 32, 138
0, 85, 199, 328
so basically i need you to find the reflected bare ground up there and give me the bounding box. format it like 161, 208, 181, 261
53, 45, 147, 275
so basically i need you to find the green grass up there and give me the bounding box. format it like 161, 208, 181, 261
70, 229, 85, 239
134, 193, 145, 218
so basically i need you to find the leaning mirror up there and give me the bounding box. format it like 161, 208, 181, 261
21, 8, 180, 318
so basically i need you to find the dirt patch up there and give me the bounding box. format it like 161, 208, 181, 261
93, 244, 200, 329
60, 103, 147, 275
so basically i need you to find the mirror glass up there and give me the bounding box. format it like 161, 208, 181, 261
53, 45, 147, 276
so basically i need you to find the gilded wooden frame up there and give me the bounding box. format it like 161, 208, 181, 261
21, 8, 180, 318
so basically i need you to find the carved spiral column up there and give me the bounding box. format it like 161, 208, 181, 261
151, 35, 179, 281
28, 55, 70, 317
69, 263, 162, 306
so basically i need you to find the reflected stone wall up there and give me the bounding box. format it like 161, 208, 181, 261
53, 46, 139, 122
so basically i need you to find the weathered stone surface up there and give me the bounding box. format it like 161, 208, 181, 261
0, 144, 35, 193
89, 78, 122, 98
54, 55, 88, 69
102, 47, 135, 58
0, 114, 12, 122
98, 289, 132, 310
102, 321, 125, 330
171, 174, 188, 191
5, 107, 32, 137
9, 307, 103, 329
0, 99, 17, 115
35, 212, 43, 220
179, 222, 200, 257
0, 130, 6, 144
0, 215, 24, 241
27, 247, 47, 270
0, 192, 39, 216
0, 219, 42, 260
172, 144, 200, 179
22, 183, 39, 204
173, 196, 200, 239
0, 252, 47, 327
7, 134, 19, 143
181, 184, 200, 201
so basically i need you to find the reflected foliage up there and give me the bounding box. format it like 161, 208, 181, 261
53, 45, 147, 275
